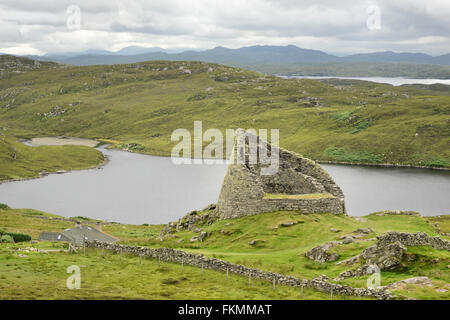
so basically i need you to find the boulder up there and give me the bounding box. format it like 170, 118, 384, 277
280, 221, 296, 227
353, 228, 373, 234
342, 237, 354, 244
361, 241, 407, 270
249, 239, 266, 246
199, 232, 208, 242
305, 242, 340, 262
330, 228, 340, 233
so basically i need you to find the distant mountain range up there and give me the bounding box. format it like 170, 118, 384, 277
20, 45, 449, 66
3, 45, 450, 78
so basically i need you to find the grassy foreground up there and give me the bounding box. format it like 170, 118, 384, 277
0, 135, 104, 182
0, 55, 449, 168
1, 206, 449, 300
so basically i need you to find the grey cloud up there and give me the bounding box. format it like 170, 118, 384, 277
0, 0, 449, 55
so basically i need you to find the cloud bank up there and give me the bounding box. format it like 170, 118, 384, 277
0, 0, 449, 55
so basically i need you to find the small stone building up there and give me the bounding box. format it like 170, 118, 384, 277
216, 130, 346, 219
38, 222, 118, 246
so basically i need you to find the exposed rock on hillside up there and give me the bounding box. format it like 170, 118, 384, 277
338, 231, 450, 279
305, 241, 340, 262
160, 204, 217, 238
361, 241, 407, 269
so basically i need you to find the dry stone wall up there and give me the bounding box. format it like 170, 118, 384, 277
86, 240, 391, 300
376, 232, 450, 251
216, 130, 346, 219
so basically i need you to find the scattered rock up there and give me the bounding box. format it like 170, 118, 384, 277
342, 237, 354, 244
249, 239, 266, 246
354, 228, 373, 234
280, 221, 296, 227
330, 228, 341, 233
361, 241, 407, 270
336, 255, 360, 266
305, 242, 340, 262
190, 236, 199, 243
404, 253, 417, 262
385, 277, 433, 290
202, 203, 216, 211
338, 241, 407, 279
199, 232, 208, 242
436, 289, 448, 293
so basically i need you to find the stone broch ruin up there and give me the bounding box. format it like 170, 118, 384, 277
216, 130, 346, 219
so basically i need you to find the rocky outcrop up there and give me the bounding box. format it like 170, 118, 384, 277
338, 231, 450, 279
384, 277, 433, 291
160, 205, 217, 238
361, 241, 407, 269
339, 241, 406, 279
85, 240, 392, 299
305, 241, 340, 262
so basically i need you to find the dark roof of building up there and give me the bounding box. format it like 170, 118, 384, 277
38, 232, 72, 242
61, 225, 118, 245
38, 225, 118, 245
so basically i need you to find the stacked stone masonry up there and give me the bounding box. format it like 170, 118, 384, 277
376, 232, 450, 251
216, 130, 346, 219
86, 240, 391, 299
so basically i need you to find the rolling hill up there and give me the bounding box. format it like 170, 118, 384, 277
21, 45, 450, 78
0, 55, 449, 170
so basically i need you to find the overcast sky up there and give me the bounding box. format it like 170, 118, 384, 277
0, 0, 449, 56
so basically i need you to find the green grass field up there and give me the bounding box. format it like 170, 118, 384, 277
0, 135, 104, 181
0, 55, 449, 169
1, 206, 448, 299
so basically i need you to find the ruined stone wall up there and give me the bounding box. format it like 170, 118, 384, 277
216, 137, 346, 219
376, 232, 450, 251
85, 240, 391, 299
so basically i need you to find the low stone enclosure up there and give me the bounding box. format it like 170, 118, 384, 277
216, 129, 345, 219
377, 231, 450, 251
305, 231, 450, 280
85, 240, 391, 300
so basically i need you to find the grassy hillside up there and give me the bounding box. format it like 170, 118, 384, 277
0, 56, 449, 168
1, 206, 449, 299
0, 207, 365, 300
0, 134, 104, 181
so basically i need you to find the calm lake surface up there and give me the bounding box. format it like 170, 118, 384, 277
0, 148, 449, 224
282, 76, 450, 86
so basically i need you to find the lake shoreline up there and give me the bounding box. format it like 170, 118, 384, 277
317, 160, 450, 171
0, 153, 109, 185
